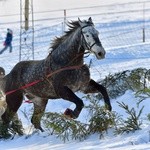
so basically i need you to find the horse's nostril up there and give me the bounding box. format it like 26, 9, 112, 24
98, 52, 102, 57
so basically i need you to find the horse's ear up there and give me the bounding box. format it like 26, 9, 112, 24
78, 17, 82, 26
88, 17, 92, 23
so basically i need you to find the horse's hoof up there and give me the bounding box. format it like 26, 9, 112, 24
105, 104, 112, 112
64, 108, 77, 119
0, 123, 12, 139
39, 126, 44, 132
35, 126, 44, 132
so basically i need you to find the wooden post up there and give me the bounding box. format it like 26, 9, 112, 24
64, 9, 66, 32
143, 2, 145, 43
143, 28, 145, 43
25, 0, 29, 31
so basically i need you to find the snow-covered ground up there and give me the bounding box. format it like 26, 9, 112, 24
1, 0, 150, 149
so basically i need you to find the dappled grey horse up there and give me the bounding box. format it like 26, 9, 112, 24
1, 17, 112, 132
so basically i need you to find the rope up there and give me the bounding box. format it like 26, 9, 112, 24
5, 80, 40, 95
5, 64, 83, 96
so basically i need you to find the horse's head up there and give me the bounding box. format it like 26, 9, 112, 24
79, 17, 105, 59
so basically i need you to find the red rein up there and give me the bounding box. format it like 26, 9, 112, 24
5, 65, 83, 96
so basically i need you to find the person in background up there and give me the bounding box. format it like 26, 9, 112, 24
0, 28, 13, 54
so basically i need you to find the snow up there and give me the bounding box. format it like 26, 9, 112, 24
1, 0, 150, 149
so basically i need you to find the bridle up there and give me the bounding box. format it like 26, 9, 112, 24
80, 25, 97, 51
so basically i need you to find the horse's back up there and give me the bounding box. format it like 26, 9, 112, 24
1, 61, 35, 92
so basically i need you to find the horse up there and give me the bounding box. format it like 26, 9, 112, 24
0, 67, 7, 117
0, 67, 23, 136
1, 17, 112, 133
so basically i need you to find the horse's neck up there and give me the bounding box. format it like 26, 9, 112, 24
50, 29, 84, 66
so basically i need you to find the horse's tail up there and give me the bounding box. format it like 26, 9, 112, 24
0, 90, 7, 118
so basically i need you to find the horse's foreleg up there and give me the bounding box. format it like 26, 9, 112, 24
31, 98, 48, 132
57, 86, 84, 119
84, 79, 112, 111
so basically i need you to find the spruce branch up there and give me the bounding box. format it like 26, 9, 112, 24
115, 102, 144, 134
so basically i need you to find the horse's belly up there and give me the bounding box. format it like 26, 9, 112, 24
64, 65, 90, 92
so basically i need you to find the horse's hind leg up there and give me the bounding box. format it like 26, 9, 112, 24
1, 90, 23, 136
83, 79, 112, 111
2, 90, 23, 124
56, 86, 84, 119
31, 98, 48, 132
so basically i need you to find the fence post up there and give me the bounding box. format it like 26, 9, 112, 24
143, 2, 145, 43
143, 28, 145, 43
63, 9, 66, 32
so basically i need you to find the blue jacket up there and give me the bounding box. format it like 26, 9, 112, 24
5, 32, 13, 45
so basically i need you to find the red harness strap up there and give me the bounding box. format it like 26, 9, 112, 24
24, 100, 33, 103
5, 80, 40, 95
5, 65, 83, 96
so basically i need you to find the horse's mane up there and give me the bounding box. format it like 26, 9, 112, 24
50, 19, 93, 50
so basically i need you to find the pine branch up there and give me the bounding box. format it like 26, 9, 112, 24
115, 102, 144, 134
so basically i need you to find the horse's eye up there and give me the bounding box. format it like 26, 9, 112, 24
86, 35, 89, 37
